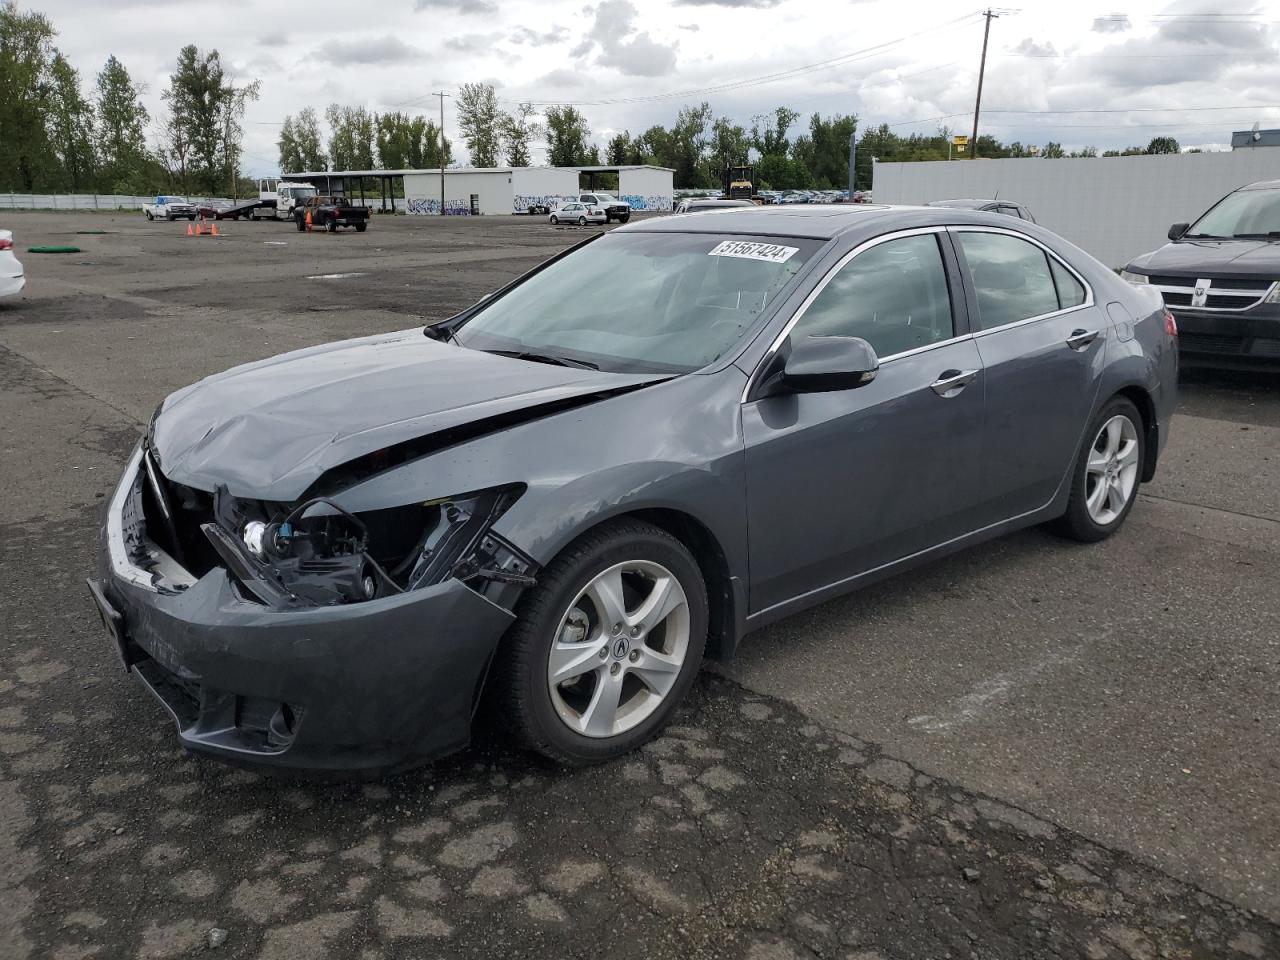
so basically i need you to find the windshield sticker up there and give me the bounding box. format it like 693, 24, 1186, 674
707, 240, 799, 264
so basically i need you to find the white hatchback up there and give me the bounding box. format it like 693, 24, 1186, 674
549, 202, 606, 226
0, 230, 24, 299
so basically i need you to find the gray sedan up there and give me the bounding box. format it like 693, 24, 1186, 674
88, 205, 1178, 773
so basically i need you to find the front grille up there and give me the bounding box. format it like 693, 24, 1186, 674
1179, 333, 1244, 354
1151, 274, 1275, 311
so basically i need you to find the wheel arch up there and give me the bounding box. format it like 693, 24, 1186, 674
530, 506, 743, 663
1111, 384, 1159, 481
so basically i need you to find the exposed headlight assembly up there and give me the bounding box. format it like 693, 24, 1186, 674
1263, 283, 1280, 304
1119, 269, 1149, 285
205, 485, 533, 608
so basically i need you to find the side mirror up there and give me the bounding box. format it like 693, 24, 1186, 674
1168, 222, 1189, 241
777, 335, 879, 394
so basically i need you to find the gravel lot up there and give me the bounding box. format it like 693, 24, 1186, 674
1, 210, 1276, 959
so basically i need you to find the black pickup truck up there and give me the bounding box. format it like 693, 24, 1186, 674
294, 196, 370, 233
1121, 179, 1280, 368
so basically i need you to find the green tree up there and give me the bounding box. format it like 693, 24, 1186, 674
456, 81, 501, 166
499, 102, 537, 167
1145, 136, 1180, 155
277, 113, 300, 172
95, 54, 150, 191
801, 113, 856, 189
293, 107, 326, 170
325, 103, 375, 170
1042, 141, 1065, 159
750, 107, 799, 158
0, 2, 57, 190
668, 102, 712, 188
606, 131, 631, 166
706, 116, 750, 186
375, 110, 416, 169
219, 78, 258, 196
544, 105, 591, 167
162, 46, 227, 194
47, 51, 95, 190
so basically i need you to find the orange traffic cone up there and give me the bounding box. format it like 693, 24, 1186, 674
186, 222, 193, 236
210, 222, 219, 237
305, 209, 312, 232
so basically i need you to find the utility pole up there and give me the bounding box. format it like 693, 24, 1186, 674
432, 91, 450, 215
848, 131, 857, 197
971, 9, 998, 159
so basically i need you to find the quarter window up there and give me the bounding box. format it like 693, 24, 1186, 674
789, 233, 954, 359
1050, 258, 1086, 309
957, 232, 1062, 330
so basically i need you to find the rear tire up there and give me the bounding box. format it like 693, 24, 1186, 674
355, 223, 367, 232
619, 214, 630, 223
492, 519, 708, 765
295, 217, 305, 232
1050, 396, 1145, 543
326, 218, 337, 233
577, 216, 587, 226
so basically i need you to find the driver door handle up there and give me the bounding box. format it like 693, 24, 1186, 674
1066, 328, 1100, 351
930, 368, 979, 397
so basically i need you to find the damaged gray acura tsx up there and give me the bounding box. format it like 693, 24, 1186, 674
88, 205, 1178, 773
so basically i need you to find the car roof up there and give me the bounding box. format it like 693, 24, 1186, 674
1239, 179, 1280, 192
624, 203, 1018, 240
925, 198, 1000, 209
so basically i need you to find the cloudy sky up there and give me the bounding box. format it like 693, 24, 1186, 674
34, 0, 1280, 174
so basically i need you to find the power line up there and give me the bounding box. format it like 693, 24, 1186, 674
395, 12, 984, 112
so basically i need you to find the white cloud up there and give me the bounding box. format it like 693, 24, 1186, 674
573, 0, 677, 77
317, 36, 425, 65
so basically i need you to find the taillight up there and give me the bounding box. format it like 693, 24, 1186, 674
1164, 309, 1177, 337
0, 238, 11, 251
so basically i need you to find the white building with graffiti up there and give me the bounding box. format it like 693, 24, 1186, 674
288, 165, 674, 216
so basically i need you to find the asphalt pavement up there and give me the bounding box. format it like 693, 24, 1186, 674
0, 210, 1275, 959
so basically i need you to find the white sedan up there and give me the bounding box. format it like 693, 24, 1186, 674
0, 230, 24, 299
549, 202, 606, 226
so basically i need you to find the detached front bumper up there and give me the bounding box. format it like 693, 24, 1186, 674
1172, 303, 1280, 368
87, 450, 515, 773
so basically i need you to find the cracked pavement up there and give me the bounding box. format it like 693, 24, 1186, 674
1, 211, 1276, 959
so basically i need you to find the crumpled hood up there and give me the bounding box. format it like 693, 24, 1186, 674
1130, 238, 1280, 277
150, 329, 662, 501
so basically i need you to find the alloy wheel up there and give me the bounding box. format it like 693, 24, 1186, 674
1085, 414, 1140, 525
547, 560, 690, 738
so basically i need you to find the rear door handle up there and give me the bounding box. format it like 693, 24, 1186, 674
930, 368, 979, 397
1066, 328, 1100, 351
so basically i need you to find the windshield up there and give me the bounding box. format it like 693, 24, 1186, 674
455, 231, 821, 373
1188, 188, 1280, 238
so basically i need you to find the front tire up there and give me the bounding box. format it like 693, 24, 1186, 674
550, 215, 559, 224
1051, 397, 1144, 542
618, 214, 630, 223
494, 519, 708, 765
295, 216, 305, 232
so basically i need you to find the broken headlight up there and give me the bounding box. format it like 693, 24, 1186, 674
205, 485, 532, 608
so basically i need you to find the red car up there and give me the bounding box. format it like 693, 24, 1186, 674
193, 200, 242, 221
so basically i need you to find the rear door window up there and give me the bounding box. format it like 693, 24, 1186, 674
956, 231, 1061, 330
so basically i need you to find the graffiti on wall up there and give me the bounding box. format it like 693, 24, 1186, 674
406, 198, 473, 215
513, 194, 572, 213
620, 194, 673, 212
